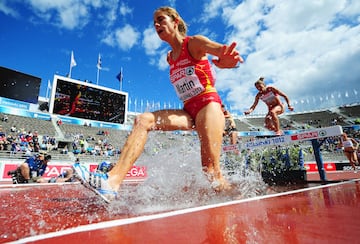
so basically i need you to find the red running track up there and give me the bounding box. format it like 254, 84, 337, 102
1, 178, 360, 244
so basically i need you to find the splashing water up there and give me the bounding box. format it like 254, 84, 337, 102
110, 132, 268, 214
0, 132, 296, 242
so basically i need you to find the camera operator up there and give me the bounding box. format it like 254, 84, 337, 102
8, 152, 52, 184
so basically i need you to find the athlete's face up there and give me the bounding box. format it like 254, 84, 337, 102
153, 11, 175, 40
255, 83, 266, 92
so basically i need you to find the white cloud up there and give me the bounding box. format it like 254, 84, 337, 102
58, 3, 89, 29
142, 25, 171, 71
0, 0, 19, 18
211, 0, 360, 113
99, 0, 121, 27
1, 0, 359, 114
119, 2, 132, 17
157, 50, 170, 70
114, 24, 140, 51
24, 0, 90, 29
201, 0, 231, 22
101, 24, 140, 51
142, 26, 163, 55
6, 0, 119, 30
101, 31, 115, 47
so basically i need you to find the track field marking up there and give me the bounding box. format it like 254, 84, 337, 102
9, 179, 359, 244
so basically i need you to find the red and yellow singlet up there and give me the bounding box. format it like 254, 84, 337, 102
168, 36, 221, 119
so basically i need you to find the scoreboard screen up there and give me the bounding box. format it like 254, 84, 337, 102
0, 66, 41, 104
49, 75, 127, 124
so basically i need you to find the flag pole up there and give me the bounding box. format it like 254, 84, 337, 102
96, 53, 101, 85
96, 67, 100, 85
120, 67, 123, 91
69, 63, 72, 78
116, 67, 123, 91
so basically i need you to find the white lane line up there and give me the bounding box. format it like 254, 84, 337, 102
9, 179, 359, 244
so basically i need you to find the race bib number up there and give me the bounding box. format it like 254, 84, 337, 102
260, 91, 276, 104
173, 66, 205, 101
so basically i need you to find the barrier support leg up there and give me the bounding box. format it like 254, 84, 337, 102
311, 139, 327, 181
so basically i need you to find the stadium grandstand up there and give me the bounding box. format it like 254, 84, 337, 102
0, 66, 359, 182
1, 104, 359, 161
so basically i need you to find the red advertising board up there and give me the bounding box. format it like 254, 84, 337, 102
304, 162, 336, 172
2, 163, 147, 181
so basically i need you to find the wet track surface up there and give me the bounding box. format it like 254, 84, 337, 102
1, 170, 359, 243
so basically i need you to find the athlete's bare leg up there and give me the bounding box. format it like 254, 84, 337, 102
344, 151, 357, 170
230, 131, 238, 145
195, 102, 230, 191
264, 115, 275, 131
268, 105, 284, 134
107, 110, 194, 192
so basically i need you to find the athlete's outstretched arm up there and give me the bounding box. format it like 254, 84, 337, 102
271, 87, 294, 111
244, 94, 260, 115
187, 35, 244, 69
212, 42, 244, 68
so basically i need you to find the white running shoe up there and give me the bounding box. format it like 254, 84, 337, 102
73, 163, 90, 182
73, 164, 117, 203
90, 172, 118, 202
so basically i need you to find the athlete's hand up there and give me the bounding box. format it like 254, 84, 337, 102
244, 108, 252, 115
212, 42, 244, 69
288, 105, 294, 111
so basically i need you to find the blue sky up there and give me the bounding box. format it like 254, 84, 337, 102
0, 0, 359, 115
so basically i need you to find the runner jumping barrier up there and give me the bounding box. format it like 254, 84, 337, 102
240, 125, 343, 181
241, 125, 343, 150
